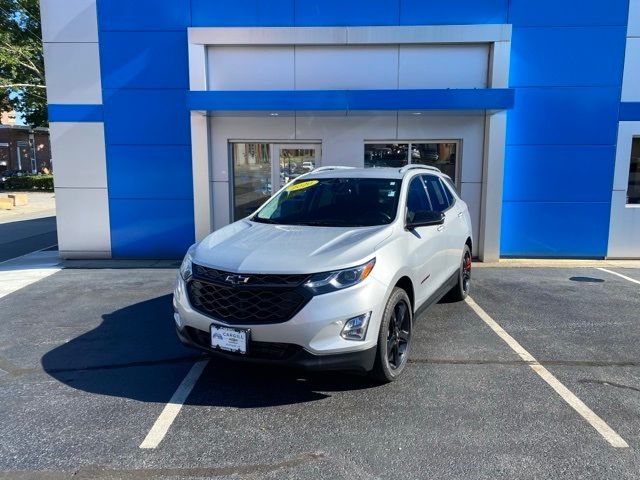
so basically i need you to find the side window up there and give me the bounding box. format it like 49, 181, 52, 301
440, 178, 455, 206
423, 175, 450, 213
405, 176, 431, 222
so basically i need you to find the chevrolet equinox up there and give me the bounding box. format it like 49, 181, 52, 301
174, 165, 473, 381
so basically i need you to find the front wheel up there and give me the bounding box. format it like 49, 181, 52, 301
446, 244, 472, 302
370, 287, 413, 383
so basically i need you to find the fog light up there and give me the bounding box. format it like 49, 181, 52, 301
340, 312, 371, 341
174, 312, 183, 328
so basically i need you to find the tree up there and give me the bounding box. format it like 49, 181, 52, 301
0, 0, 46, 127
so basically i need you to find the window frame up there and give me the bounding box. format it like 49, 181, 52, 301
627, 135, 640, 206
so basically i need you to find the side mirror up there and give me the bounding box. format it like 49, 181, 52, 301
405, 210, 445, 230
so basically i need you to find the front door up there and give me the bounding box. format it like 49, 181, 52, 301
231, 142, 321, 221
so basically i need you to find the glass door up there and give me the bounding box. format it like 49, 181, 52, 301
231, 142, 321, 220
273, 143, 321, 190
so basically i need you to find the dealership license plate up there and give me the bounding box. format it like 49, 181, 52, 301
210, 324, 248, 354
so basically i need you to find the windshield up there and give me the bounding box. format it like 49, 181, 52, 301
252, 177, 402, 227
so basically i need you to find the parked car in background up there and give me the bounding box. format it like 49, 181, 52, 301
174, 165, 473, 382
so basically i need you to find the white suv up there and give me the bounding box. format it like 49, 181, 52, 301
174, 165, 473, 381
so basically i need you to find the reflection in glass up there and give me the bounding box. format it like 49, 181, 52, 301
628, 137, 640, 204
412, 143, 457, 180
278, 148, 316, 188
364, 142, 457, 182
232, 143, 271, 220
364, 144, 408, 168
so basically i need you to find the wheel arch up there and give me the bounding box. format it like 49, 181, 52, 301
394, 276, 415, 313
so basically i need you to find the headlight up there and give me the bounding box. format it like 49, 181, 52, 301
179, 244, 196, 281
304, 258, 375, 295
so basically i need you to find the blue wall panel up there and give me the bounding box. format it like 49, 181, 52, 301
96, 0, 191, 31
508, 0, 629, 26
295, 0, 399, 26
110, 199, 195, 258
192, 0, 294, 26
506, 87, 620, 146
106, 146, 193, 200
102, 89, 190, 146
100, 32, 189, 89
509, 27, 626, 87
500, 202, 611, 257
400, 0, 508, 25
503, 145, 615, 202
47, 104, 103, 122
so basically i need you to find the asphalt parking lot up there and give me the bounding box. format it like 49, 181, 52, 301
1, 262, 639, 479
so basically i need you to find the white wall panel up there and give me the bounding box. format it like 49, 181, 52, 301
207, 46, 294, 90
40, 0, 98, 43
608, 121, 640, 258
295, 115, 397, 166
461, 182, 481, 245
43, 43, 102, 104
210, 116, 296, 182
295, 46, 398, 90
398, 44, 489, 89
629, 0, 640, 38
622, 39, 640, 102
608, 191, 640, 258
49, 122, 106, 189
397, 114, 485, 183
55, 188, 111, 257
212, 181, 231, 230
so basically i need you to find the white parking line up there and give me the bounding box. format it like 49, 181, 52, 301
139, 359, 209, 449
465, 296, 629, 449
597, 268, 640, 286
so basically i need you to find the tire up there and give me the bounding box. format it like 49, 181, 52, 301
370, 287, 413, 383
446, 244, 472, 302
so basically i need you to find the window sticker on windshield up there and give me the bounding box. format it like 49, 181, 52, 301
286, 180, 318, 192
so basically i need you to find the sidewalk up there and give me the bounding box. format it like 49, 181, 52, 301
0, 191, 56, 223
476, 258, 640, 268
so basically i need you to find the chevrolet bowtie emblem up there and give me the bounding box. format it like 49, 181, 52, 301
225, 274, 251, 285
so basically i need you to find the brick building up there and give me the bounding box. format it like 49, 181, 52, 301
0, 125, 52, 175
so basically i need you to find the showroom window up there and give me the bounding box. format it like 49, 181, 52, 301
628, 137, 640, 205
364, 141, 458, 181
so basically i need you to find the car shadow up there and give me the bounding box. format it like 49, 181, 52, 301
41, 294, 379, 408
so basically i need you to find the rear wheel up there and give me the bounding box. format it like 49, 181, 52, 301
370, 287, 412, 382
446, 244, 471, 302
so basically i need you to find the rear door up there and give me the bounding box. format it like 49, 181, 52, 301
422, 174, 464, 278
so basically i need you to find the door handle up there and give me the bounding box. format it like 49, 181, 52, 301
457, 212, 463, 218
437, 225, 445, 232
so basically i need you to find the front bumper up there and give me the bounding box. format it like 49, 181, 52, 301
176, 324, 377, 373
173, 272, 388, 371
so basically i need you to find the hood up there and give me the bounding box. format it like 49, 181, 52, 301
194, 220, 394, 274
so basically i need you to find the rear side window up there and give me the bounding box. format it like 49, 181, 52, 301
440, 178, 455, 206
422, 175, 450, 213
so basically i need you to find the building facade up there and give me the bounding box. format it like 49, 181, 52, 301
0, 125, 51, 175
41, 0, 640, 260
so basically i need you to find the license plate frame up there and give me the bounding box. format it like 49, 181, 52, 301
209, 324, 250, 355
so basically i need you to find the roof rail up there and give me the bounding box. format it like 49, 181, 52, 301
311, 166, 356, 173
398, 165, 441, 174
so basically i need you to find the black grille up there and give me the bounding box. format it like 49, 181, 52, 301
193, 264, 309, 287
187, 264, 312, 324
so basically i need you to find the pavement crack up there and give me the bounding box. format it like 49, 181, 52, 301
0, 452, 327, 479
578, 378, 640, 393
